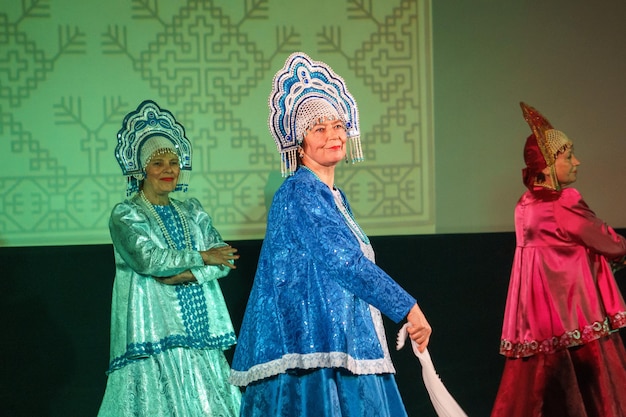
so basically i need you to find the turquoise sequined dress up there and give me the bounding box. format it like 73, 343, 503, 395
97, 195, 241, 416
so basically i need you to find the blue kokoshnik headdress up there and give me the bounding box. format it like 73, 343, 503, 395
115, 100, 192, 195
269, 52, 363, 176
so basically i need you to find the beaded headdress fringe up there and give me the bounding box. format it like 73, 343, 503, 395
280, 148, 298, 177
348, 135, 364, 163
279, 132, 364, 176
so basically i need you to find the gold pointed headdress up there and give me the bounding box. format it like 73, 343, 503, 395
519, 102, 572, 190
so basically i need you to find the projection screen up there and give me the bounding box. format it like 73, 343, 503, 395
0, 0, 435, 247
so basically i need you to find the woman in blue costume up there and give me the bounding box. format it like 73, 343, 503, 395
230, 52, 432, 416
98, 100, 241, 416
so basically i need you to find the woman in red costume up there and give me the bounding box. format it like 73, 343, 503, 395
491, 102, 626, 417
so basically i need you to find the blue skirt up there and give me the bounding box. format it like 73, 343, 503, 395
240, 368, 408, 417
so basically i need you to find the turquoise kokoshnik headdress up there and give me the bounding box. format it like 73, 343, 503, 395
115, 100, 193, 196
268, 52, 363, 176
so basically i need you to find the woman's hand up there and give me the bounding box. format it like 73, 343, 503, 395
406, 303, 432, 353
156, 270, 197, 285
200, 244, 239, 269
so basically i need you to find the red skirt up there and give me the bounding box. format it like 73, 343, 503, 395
491, 333, 626, 417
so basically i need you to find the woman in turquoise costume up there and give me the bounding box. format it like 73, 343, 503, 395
230, 52, 432, 416
97, 100, 241, 416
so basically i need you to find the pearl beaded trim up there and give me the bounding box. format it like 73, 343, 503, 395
332, 189, 370, 245
139, 190, 193, 250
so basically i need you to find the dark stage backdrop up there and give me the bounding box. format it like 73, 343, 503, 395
2, 232, 626, 417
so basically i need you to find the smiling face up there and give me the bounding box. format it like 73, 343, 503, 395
300, 119, 347, 170
141, 151, 180, 203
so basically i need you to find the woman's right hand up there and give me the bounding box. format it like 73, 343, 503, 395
200, 244, 239, 269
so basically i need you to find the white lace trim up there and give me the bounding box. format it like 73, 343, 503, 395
343, 202, 392, 370
369, 305, 393, 365
230, 351, 396, 386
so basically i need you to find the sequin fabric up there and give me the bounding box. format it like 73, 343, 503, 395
499, 187, 626, 358
239, 368, 408, 417
230, 167, 416, 386
99, 195, 239, 415
98, 348, 241, 416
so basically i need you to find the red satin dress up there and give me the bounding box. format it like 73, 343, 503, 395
491, 187, 626, 417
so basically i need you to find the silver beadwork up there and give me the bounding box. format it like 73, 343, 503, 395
268, 52, 363, 176
116, 100, 192, 195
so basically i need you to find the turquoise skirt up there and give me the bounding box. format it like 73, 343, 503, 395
240, 368, 408, 417
98, 347, 241, 416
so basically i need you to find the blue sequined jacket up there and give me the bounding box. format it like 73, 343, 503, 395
106, 196, 236, 373
230, 167, 416, 386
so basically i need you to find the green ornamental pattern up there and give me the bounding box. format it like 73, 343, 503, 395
0, 0, 434, 246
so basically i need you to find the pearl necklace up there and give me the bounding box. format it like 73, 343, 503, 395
139, 190, 193, 250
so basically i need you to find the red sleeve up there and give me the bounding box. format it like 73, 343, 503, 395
555, 188, 626, 259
